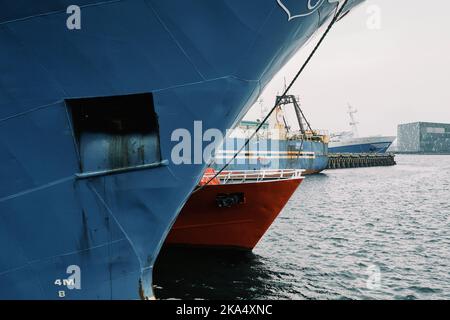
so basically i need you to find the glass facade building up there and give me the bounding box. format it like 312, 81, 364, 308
397, 122, 450, 154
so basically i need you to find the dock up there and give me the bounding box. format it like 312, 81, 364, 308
327, 153, 396, 169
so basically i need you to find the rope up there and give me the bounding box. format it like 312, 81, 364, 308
194, 0, 349, 193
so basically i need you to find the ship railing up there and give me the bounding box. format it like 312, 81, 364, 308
287, 129, 330, 142
203, 169, 304, 184
312, 129, 329, 136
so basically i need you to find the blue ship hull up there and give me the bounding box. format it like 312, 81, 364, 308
0, 0, 363, 299
214, 138, 329, 174
328, 136, 396, 153
329, 143, 391, 153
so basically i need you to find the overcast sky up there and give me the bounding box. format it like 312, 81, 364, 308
244, 0, 450, 137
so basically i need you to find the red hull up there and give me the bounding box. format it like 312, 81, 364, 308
165, 178, 302, 250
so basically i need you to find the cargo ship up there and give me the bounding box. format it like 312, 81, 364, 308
165, 169, 304, 250
212, 95, 329, 174
329, 105, 396, 153
0, 0, 364, 299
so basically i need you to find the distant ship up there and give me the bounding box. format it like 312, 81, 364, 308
0, 0, 365, 299
329, 105, 396, 153
213, 95, 329, 174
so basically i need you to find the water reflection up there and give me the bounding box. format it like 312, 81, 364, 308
154, 246, 283, 300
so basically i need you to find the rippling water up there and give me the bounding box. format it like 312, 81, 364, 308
154, 155, 450, 300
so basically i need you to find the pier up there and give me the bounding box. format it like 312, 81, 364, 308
327, 153, 396, 169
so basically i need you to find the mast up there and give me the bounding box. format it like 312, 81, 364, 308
347, 103, 359, 137
257, 98, 266, 122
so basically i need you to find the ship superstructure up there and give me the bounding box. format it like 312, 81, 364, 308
329, 105, 396, 153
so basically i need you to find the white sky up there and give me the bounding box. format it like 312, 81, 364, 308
244, 0, 450, 137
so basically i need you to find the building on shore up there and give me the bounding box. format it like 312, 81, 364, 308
397, 122, 450, 154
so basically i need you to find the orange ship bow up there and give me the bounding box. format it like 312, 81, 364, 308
165, 169, 304, 250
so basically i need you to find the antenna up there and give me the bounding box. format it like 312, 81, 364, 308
257, 98, 267, 122
347, 103, 359, 137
